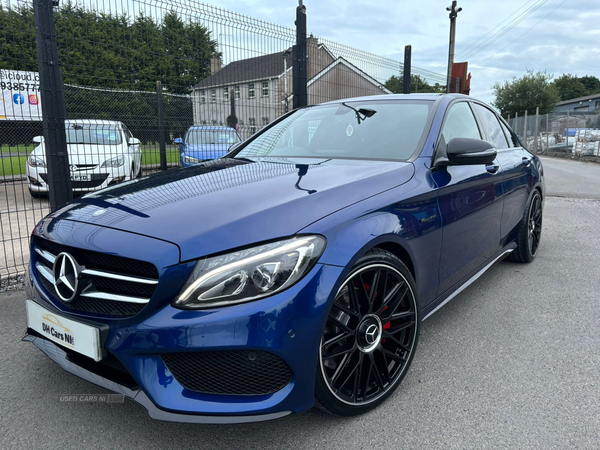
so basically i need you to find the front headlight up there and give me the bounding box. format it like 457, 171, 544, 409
28, 156, 45, 167
173, 235, 326, 309
183, 155, 201, 164
101, 155, 124, 168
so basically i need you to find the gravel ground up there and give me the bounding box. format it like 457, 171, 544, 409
1, 156, 599, 449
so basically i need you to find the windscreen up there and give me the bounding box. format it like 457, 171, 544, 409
66, 124, 122, 145
187, 129, 241, 145
236, 100, 432, 161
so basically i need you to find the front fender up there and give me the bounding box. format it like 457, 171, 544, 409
302, 162, 442, 309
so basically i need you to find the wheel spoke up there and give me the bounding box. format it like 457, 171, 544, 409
332, 301, 360, 319
382, 331, 411, 352
384, 285, 409, 319
328, 315, 353, 334
390, 310, 413, 320
322, 342, 356, 360
330, 352, 353, 385
387, 320, 415, 336
347, 284, 362, 317
352, 352, 365, 402
380, 346, 407, 363
323, 330, 351, 347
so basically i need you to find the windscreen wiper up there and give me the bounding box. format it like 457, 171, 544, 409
340, 102, 377, 124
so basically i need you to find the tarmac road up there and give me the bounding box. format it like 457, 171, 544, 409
1, 156, 599, 449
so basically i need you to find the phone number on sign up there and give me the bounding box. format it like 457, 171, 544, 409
1, 81, 40, 92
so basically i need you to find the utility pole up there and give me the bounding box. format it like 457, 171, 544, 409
446, 1, 462, 94
34, 0, 73, 210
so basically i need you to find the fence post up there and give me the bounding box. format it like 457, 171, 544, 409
403, 45, 412, 94
523, 110, 528, 149
566, 111, 570, 154
293, 1, 307, 109
34, 0, 73, 210
515, 112, 518, 135
534, 107, 539, 153
156, 81, 167, 171
546, 114, 549, 151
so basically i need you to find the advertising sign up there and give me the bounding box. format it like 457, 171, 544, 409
0, 69, 42, 121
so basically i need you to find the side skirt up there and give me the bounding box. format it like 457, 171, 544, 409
422, 247, 515, 321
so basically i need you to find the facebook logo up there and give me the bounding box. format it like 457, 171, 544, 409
13, 94, 25, 104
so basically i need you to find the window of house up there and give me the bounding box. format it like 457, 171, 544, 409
262, 81, 269, 97
249, 118, 256, 134
212, 120, 217, 126
248, 83, 255, 99
201, 120, 207, 125
234, 86, 240, 99
200, 90, 206, 104
223, 88, 229, 102
210, 89, 216, 103
262, 117, 269, 126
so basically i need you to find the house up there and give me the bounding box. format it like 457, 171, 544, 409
554, 93, 600, 113
191, 38, 392, 139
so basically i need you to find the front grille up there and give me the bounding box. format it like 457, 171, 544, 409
39, 173, 109, 189
33, 237, 158, 318
162, 350, 293, 396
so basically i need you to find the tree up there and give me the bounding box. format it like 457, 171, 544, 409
553, 74, 600, 101
385, 74, 445, 94
492, 70, 560, 116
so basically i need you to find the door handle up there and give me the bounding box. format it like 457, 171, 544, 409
486, 164, 500, 174
522, 157, 532, 166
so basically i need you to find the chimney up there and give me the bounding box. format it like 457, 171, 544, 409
210, 56, 222, 74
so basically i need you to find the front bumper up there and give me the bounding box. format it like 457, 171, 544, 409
26, 164, 129, 193
25, 257, 345, 422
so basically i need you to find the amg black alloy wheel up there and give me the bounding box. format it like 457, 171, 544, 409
315, 249, 419, 415
508, 190, 543, 263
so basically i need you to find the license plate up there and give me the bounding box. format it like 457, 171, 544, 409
71, 173, 91, 182
26, 300, 102, 361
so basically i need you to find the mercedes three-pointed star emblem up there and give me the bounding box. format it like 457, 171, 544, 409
52, 252, 80, 302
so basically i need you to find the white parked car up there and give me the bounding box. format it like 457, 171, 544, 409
27, 119, 142, 197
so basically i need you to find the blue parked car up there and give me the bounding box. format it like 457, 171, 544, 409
24, 94, 544, 423
176, 125, 242, 166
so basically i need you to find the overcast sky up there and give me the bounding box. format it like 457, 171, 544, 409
199, 0, 600, 104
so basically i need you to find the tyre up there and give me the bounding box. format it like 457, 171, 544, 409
508, 189, 543, 263
315, 248, 419, 416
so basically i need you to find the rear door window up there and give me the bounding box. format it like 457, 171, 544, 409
472, 103, 509, 149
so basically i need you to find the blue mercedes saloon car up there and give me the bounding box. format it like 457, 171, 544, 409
176, 125, 241, 166
24, 94, 544, 423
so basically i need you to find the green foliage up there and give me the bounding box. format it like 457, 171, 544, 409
0, 2, 218, 144
492, 70, 560, 116
553, 74, 600, 102
385, 74, 445, 94
0, 2, 218, 93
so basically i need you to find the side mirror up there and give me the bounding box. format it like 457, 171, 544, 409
128, 137, 140, 146
33, 136, 43, 144
174, 137, 183, 145
228, 141, 242, 152
446, 138, 497, 166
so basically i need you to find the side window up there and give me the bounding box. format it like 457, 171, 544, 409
441, 102, 481, 144
499, 120, 518, 147
472, 104, 509, 149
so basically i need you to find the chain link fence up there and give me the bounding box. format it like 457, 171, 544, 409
0, 0, 448, 282
507, 110, 600, 156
